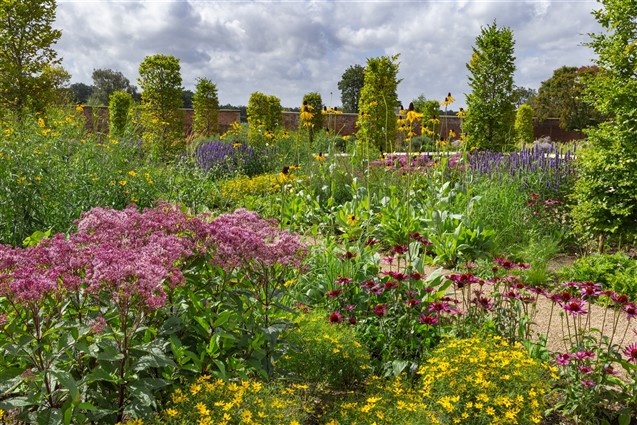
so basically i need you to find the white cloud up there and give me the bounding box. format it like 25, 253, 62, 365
55, 0, 602, 108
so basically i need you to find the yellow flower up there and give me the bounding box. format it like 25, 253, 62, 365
314, 152, 326, 161
128, 170, 137, 177
75, 104, 84, 113
441, 92, 455, 106
166, 408, 178, 418
346, 214, 358, 226
119, 180, 127, 186
190, 383, 202, 395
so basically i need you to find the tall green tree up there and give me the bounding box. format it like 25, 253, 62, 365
533, 65, 604, 131
337, 64, 365, 113
89, 68, 138, 106
464, 21, 517, 151
0, 0, 62, 113
137, 54, 184, 161
192, 78, 219, 137
571, 0, 637, 250
356, 55, 401, 153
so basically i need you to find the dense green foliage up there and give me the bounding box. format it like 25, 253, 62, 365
138, 54, 185, 161
192, 78, 219, 137
0, 0, 62, 113
356, 55, 401, 153
89, 68, 138, 106
572, 0, 637, 249
108, 90, 134, 139
247, 91, 282, 147
514, 104, 535, 145
533, 66, 603, 131
464, 21, 516, 151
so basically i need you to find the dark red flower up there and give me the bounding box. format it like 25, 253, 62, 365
329, 311, 343, 323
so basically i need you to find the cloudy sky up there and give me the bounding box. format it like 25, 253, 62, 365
54, 0, 603, 108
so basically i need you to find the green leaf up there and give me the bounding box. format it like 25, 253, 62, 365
52, 369, 78, 400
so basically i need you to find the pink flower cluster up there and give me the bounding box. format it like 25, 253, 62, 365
0, 204, 308, 310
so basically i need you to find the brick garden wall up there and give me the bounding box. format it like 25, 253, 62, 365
82, 106, 240, 137
83, 106, 584, 143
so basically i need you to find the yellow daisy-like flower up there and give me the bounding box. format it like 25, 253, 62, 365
165, 408, 178, 418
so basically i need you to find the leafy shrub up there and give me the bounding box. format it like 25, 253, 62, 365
146, 375, 308, 425
514, 104, 534, 146
417, 336, 551, 425
558, 252, 637, 300
109, 90, 134, 138
277, 311, 371, 391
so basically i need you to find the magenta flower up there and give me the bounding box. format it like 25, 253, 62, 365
326, 289, 342, 298
556, 353, 571, 366
391, 244, 408, 255
574, 350, 595, 360
578, 365, 593, 375
562, 298, 587, 316
418, 314, 439, 325
335, 277, 353, 285
625, 303, 637, 319
624, 343, 637, 363
581, 379, 595, 388
372, 304, 387, 317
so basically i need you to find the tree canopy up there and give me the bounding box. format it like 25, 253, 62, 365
464, 21, 517, 151
0, 0, 62, 113
337, 64, 365, 113
533, 65, 603, 131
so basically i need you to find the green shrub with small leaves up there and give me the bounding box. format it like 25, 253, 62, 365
558, 252, 637, 300
108, 90, 133, 138
277, 311, 371, 392
514, 104, 534, 146
247, 91, 282, 147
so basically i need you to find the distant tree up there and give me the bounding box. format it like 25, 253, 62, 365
514, 104, 535, 145
464, 21, 517, 151
137, 54, 184, 161
0, 0, 62, 113
338, 64, 365, 113
533, 65, 604, 131
89, 69, 138, 106
192, 78, 219, 137
182, 89, 194, 109
69, 82, 93, 104
512, 86, 537, 108
571, 0, 637, 250
356, 55, 401, 153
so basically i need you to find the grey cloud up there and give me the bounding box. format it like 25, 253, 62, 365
55, 0, 602, 107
